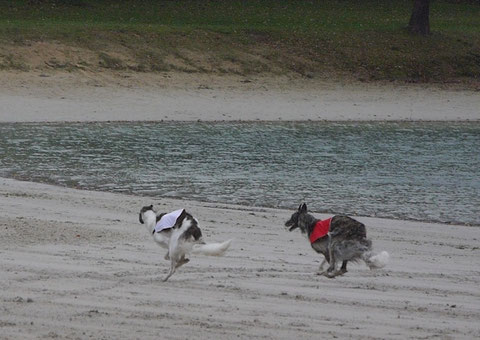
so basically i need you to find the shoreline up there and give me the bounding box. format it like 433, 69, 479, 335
1, 173, 478, 228
1, 177, 479, 339
2, 119, 480, 124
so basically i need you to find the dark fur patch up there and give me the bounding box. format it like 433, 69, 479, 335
172, 209, 203, 241
183, 218, 202, 241
329, 215, 367, 240
156, 213, 166, 223
139, 204, 154, 224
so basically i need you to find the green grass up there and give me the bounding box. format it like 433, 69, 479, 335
1, 0, 479, 83
1, 0, 478, 34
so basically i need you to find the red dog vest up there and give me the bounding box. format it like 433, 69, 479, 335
309, 217, 332, 243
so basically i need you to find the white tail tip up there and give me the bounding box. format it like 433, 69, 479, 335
192, 239, 232, 256
369, 251, 390, 269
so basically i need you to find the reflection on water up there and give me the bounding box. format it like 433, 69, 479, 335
1, 122, 479, 225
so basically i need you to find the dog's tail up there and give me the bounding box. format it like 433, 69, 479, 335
363, 250, 389, 269
192, 239, 232, 256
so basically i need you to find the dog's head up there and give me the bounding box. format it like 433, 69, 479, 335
285, 203, 308, 232
139, 204, 154, 224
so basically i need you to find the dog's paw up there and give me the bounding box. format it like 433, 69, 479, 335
325, 272, 337, 279
325, 269, 347, 278
175, 258, 190, 268
325, 269, 344, 278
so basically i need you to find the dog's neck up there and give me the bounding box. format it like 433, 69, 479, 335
299, 212, 318, 236
142, 210, 157, 235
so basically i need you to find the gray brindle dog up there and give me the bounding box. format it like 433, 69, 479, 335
285, 203, 389, 278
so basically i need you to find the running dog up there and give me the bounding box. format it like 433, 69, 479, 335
285, 203, 389, 278
139, 204, 232, 281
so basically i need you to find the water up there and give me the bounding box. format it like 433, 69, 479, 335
0, 122, 479, 226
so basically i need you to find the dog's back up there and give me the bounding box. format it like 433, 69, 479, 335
328, 215, 371, 263
329, 215, 367, 241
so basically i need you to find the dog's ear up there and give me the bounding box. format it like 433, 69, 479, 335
139, 213, 144, 224
298, 204, 303, 211
300, 203, 307, 212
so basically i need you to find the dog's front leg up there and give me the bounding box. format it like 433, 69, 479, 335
175, 255, 189, 268
325, 259, 340, 278
317, 251, 330, 275
313, 239, 330, 275
318, 258, 326, 272
340, 261, 348, 274
325, 262, 337, 278
325, 247, 348, 278
163, 260, 177, 282
325, 235, 337, 277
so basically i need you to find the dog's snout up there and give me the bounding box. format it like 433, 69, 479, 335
285, 219, 298, 231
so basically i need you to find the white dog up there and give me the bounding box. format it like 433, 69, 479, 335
139, 205, 232, 281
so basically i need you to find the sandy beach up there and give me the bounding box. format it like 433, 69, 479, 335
1, 70, 480, 339
1, 177, 479, 339
0, 71, 479, 122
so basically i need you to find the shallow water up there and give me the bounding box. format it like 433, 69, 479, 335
1, 122, 479, 225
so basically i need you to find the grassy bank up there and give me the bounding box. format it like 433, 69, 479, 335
1, 0, 479, 83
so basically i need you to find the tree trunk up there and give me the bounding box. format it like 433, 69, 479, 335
408, 0, 430, 35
